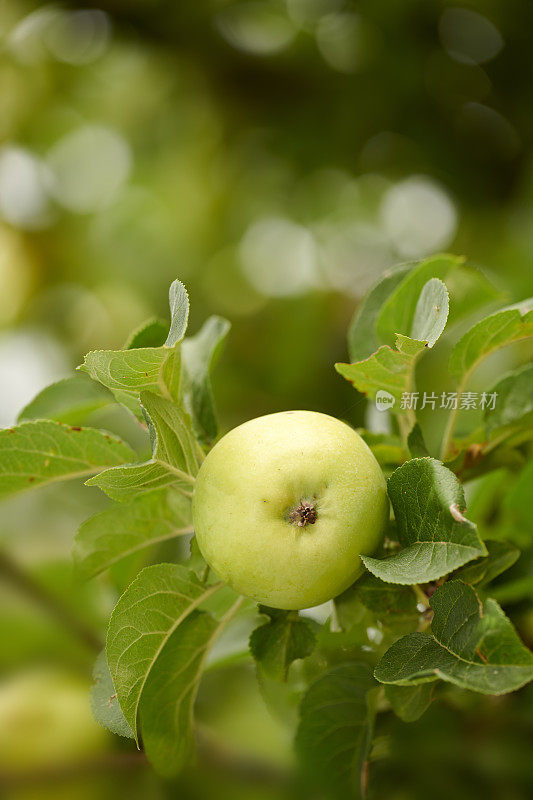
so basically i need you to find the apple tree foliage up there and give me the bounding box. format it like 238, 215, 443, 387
2, 257, 532, 798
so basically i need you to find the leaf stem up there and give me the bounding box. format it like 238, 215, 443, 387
397, 414, 412, 448
439, 378, 467, 461
220, 595, 246, 624
412, 584, 429, 608
200, 595, 246, 668
166, 464, 196, 485
0, 550, 103, 653
195, 440, 207, 464
397, 355, 417, 446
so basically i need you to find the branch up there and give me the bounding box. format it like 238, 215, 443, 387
0, 550, 103, 653
0, 751, 147, 788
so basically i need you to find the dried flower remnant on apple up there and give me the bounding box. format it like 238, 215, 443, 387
288, 499, 318, 527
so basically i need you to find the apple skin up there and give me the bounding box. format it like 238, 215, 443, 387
192, 410, 389, 610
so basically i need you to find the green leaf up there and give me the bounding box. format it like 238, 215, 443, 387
295, 662, 376, 800
352, 574, 419, 632
394, 334, 427, 356
0, 421, 135, 500
18, 376, 112, 425
504, 456, 533, 515
142, 391, 201, 477
348, 265, 411, 361
453, 540, 520, 587
347, 257, 494, 364
249, 607, 316, 681
449, 298, 533, 382
165, 279, 190, 346
79, 280, 190, 420
385, 683, 434, 722
491, 576, 533, 605
106, 563, 222, 743
87, 460, 193, 502
445, 431, 529, 483
73, 489, 193, 579
86, 391, 199, 502
485, 363, 533, 435
335, 335, 426, 404
181, 315, 231, 444
407, 423, 429, 458
362, 459, 487, 584
335, 573, 419, 634
357, 431, 407, 467
375, 254, 461, 346
90, 651, 134, 738
375, 580, 533, 695
79, 346, 181, 420
138, 588, 248, 774
410, 278, 449, 347
337, 276, 450, 404
333, 586, 367, 632
140, 609, 221, 776
125, 318, 169, 349
187, 535, 208, 577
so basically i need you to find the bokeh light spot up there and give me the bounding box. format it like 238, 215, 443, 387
457, 102, 520, 161
240, 216, 319, 296
316, 13, 375, 73
0, 147, 53, 230
0, 330, 69, 426
44, 9, 111, 65
46, 126, 131, 214
315, 221, 393, 296
380, 177, 458, 258
216, 2, 296, 56
8, 7, 110, 65
439, 7, 503, 65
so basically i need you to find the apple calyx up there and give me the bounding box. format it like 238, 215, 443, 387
288, 500, 318, 528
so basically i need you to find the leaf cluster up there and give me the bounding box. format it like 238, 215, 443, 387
2, 261, 532, 796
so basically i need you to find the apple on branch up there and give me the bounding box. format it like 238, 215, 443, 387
192, 410, 389, 609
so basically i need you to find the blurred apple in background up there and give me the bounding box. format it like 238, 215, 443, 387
0, 670, 107, 771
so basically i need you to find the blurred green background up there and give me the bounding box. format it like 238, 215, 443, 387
1, 1, 533, 798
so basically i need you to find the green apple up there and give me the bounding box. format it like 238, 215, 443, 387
192, 410, 389, 609
0, 670, 107, 771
